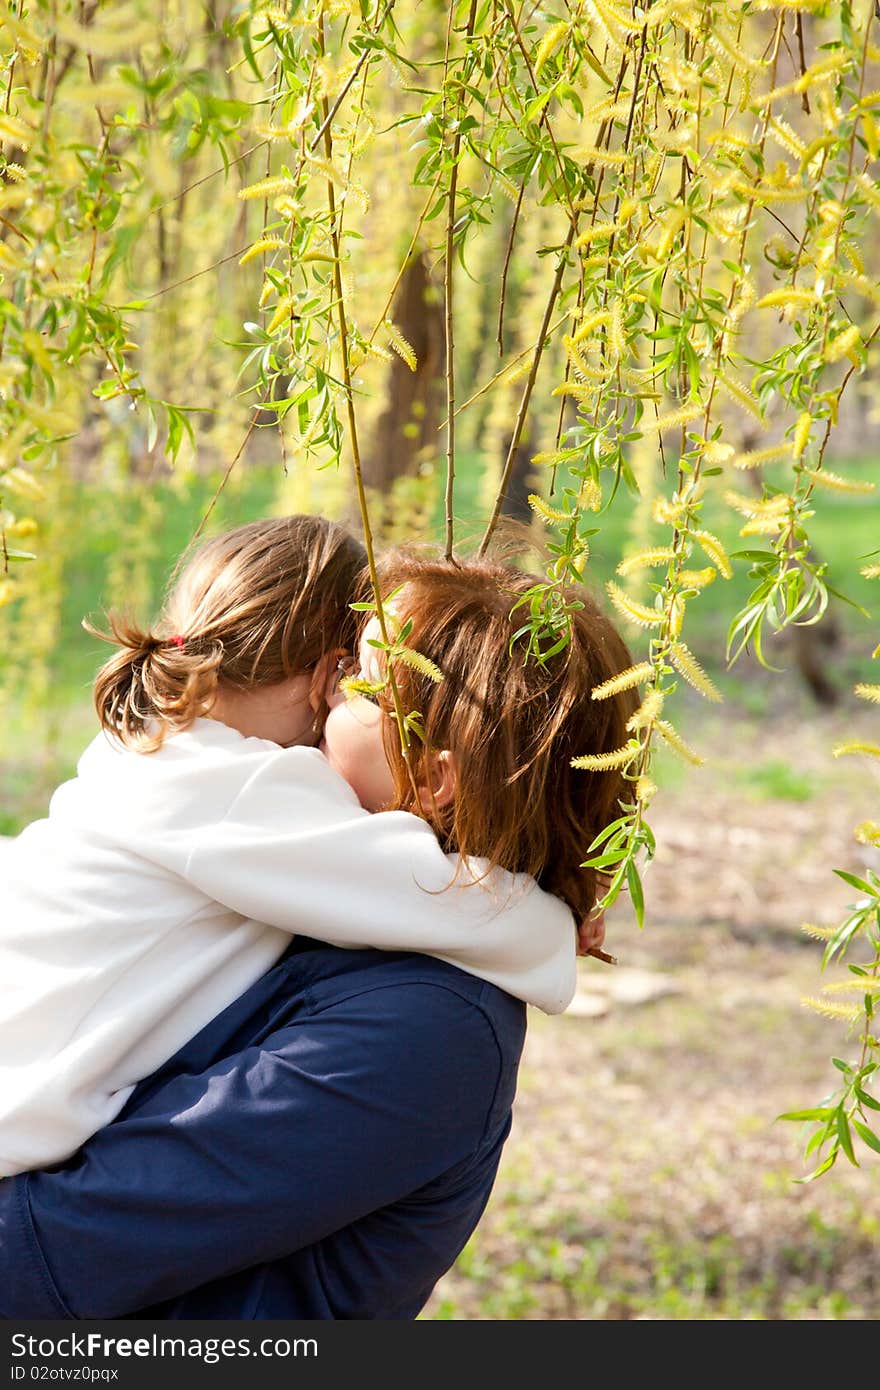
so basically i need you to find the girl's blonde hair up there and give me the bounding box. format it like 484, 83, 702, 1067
88, 515, 366, 752
372, 552, 639, 921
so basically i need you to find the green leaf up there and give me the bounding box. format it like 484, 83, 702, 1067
794, 1152, 837, 1183
834, 869, 875, 895
835, 1108, 858, 1165
582, 849, 627, 871
852, 1119, 880, 1154
626, 858, 645, 930
777, 1107, 833, 1123
855, 1085, 880, 1111
3, 549, 36, 562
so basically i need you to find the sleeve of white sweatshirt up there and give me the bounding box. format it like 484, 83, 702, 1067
182, 746, 577, 1016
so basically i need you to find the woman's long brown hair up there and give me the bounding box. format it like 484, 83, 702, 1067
372, 553, 639, 921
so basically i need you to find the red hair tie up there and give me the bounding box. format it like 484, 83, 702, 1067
168, 635, 185, 649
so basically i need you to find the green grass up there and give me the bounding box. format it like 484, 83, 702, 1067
737, 759, 818, 802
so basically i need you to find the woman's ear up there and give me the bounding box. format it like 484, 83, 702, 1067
416, 749, 456, 814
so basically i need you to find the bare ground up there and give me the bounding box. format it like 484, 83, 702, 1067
423, 704, 880, 1320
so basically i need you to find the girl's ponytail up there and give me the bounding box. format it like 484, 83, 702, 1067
84, 514, 366, 754
85, 612, 224, 752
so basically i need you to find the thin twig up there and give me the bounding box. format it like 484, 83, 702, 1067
442, 0, 479, 561
497, 178, 526, 357
478, 222, 576, 555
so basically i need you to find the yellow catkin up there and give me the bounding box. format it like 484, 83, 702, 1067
726, 279, 756, 328
635, 775, 657, 804
571, 309, 610, 343
579, 478, 602, 512
739, 516, 786, 537
2, 468, 46, 501
0, 113, 32, 146
678, 567, 716, 590
668, 594, 685, 639
608, 303, 625, 360
854, 821, 880, 846
382, 320, 417, 372
654, 207, 687, 261
855, 684, 880, 703
528, 494, 570, 524
625, 689, 664, 733
700, 439, 734, 467
606, 581, 665, 628
800, 996, 861, 1022
591, 0, 645, 34
841, 237, 864, 274
571, 744, 637, 772
768, 117, 806, 160
563, 336, 597, 381
576, 221, 620, 248
583, 96, 631, 125
731, 443, 792, 470
723, 490, 788, 519
839, 271, 880, 306
822, 979, 880, 995
626, 690, 664, 731
591, 661, 655, 701
503, 357, 535, 386
303, 154, 347, 189
800, 922, 836, 941
715, 374, 764, 421
534, 20, 570, 75
617, 547, 676, 576
860, 564, 880, 579
655, 719, 705, 765
691, 529, 732, 579
395, 647, 443, 682
239, 176, 295, 200
238, 238, 286, 266
756, 288, 817, 310
855, 170, 880, 211
266, 297, 294, 336
824, 324, 861, 364
833, 741, 880, 758
792, 413, 812, 460
643, 402, 703, 434
804, 468, 875, 495
669, 642, 723, 702
552, 381, 597, 402
575, 147, 629, 168
652, 497, 686, 526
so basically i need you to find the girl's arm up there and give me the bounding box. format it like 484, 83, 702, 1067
180, 747, 577, 1014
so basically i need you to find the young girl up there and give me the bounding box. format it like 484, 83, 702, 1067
0, 515, 635, 1179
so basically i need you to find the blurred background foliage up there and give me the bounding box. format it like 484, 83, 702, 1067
1, 0, 880, 1310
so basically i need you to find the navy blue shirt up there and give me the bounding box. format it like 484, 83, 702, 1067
0, 939, 526, 1320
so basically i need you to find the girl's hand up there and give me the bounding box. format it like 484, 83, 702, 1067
576, 875, 618, 964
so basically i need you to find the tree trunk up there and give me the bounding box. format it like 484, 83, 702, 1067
365, 250, 445, 490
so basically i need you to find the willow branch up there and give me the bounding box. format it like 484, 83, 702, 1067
478, 221, 576, 556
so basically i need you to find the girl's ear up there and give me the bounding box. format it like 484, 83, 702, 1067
309, 649, 345, 713
416, 749, 456, 814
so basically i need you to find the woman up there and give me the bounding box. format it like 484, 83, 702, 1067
0, 544, 635, 1320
